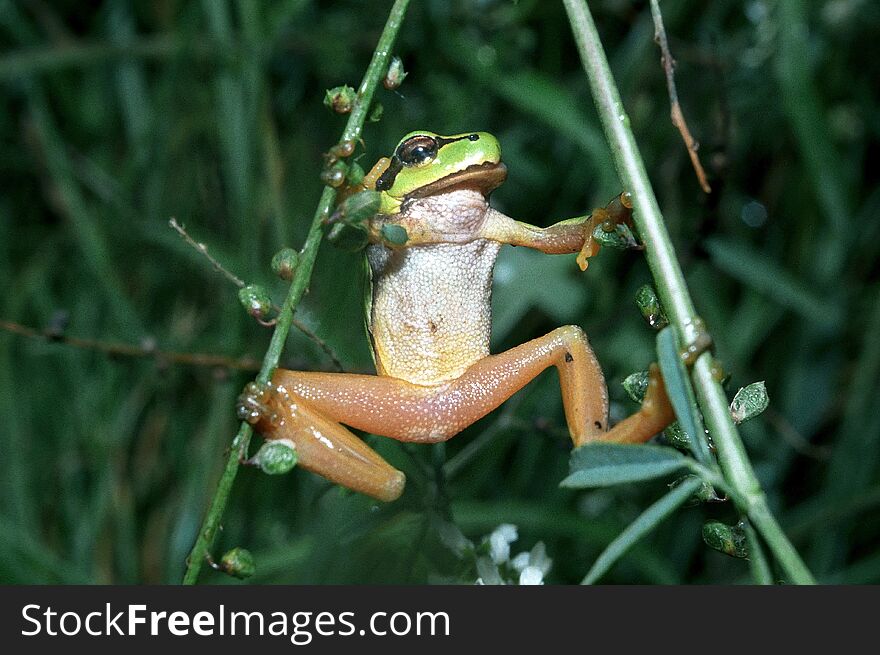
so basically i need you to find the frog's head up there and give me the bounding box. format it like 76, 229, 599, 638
371, 131, 507, 214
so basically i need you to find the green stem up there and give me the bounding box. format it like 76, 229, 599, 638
562, 0, 814, 584
182, 0, 411, 585
743, 520, 774, 585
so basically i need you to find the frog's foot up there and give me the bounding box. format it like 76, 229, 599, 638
576, 191, 635, 271
586, 363, 675, 446
239, 379, 405, 502
236, 381, 282, 429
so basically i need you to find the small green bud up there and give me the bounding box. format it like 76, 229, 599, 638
327, 222, 369, 252
383, 56, 408, 90
253, 439, 298, 475
368, 102, 384, 123
271, 247, 299, 281
622, 370, 649, 403
634, 284, 669, 330
321, 160, 348, 188
380, 223, 408, 245
702, 520, 748, 559
346, 162, 365, 187
323, 85, 356, 114
219, 547, 255, 579
340, 190, 381, 225
661, 421, 692, 452
672, 475, 722, 505
238, 284, 272, 320
591, 222, 639, 250
730, 381, 769, 424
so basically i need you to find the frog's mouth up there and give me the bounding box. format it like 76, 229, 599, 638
405, 162, 508, 200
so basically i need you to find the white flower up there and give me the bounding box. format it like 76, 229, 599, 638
473, 525, 553, 585
511, 541, 553, 577
488, 524, 518, 564
511, 551, 531, 572
518, 565, 545, 585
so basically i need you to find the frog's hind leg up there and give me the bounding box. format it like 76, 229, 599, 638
237, 382, 406, 502
274, 325, 673, 451
274, 325, 611, 446
252, 327, 673, 501
593, 364, 675, 446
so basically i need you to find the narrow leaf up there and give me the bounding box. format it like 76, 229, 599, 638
562, 443, 686, 489
581, 477, 702, 584
656, 327, 713, 464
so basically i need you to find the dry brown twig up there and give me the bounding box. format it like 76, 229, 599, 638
0, 319, 262, 371
650, 0, 712, 194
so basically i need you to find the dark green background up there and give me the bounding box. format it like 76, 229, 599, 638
1, 0, 877, 583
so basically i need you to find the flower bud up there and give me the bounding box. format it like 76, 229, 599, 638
323, 85, 356, 114
271, 248, 299, 281
253, 439, 298, 475
219, 547, 255, 579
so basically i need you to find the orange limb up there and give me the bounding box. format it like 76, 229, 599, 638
480, 192, 634, 271
241, 325, 673, 501
590, 364, 676, 445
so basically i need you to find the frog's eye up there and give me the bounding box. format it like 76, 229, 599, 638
396, 135, 439, 167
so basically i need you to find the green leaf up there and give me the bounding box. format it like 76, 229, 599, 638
634, 284, 669, 330
730, 381, 770, 424
380, 223, 408, 245
581, 477, 702, 584
561, 443, 687, 489
656, 327, 713, 464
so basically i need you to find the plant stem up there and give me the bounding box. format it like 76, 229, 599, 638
562, 0, 814, 584
182, 0, 411, 585
743, 519, 775, 585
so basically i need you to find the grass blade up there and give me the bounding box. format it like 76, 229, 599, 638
581, 476, 701, 584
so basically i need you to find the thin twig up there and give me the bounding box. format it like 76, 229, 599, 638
649, 0, 712, 194
0, 319, 262, 371
169, 217, 245, 287
169, 218, 344, 372
181, 0, 411, 584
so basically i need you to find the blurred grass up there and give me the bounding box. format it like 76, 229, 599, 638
0, 0, 878, 584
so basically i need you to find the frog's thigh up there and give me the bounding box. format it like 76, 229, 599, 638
257, 377, 406, 502
273, 325, 609, 446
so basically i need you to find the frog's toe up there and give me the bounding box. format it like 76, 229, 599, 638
236, 381, 279, 427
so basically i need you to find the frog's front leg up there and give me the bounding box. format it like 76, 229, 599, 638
479, 191, 634, 270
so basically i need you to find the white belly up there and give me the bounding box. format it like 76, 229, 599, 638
366, 240, 501, 385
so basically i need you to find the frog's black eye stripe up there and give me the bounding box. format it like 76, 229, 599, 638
375, 156, 403, 191
397, 135, 439, 166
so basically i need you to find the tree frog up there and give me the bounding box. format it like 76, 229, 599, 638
237, 131, 674, 502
